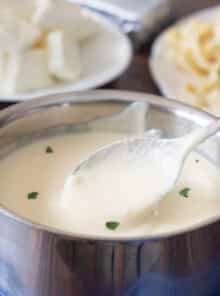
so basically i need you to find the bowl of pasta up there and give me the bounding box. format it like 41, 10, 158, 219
150, 5, 220, 116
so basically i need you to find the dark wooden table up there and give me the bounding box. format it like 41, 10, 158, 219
0, 0, 218, 110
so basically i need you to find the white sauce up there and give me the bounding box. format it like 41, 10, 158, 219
70, 136, 186, 216
0, 132, 220, 238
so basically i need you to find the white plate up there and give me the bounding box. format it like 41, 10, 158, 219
1, 11, 132, 102
149, 6, 219, 106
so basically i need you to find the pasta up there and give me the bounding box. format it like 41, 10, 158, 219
166, 18, 220, 115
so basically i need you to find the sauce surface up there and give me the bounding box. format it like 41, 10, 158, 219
0, 132, 220, 238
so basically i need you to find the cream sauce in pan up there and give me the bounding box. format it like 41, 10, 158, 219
0, 132, 220, 237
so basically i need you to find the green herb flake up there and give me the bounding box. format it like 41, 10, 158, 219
46, 146, 53, 153
105, 221, 120, 230
217, 68, 220, 79
179, 187, 191, 198
27, 192, 39, 200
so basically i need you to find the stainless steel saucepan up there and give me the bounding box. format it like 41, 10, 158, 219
0, 90, 220, 296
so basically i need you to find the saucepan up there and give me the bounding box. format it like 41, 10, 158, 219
0, 90, 220, 296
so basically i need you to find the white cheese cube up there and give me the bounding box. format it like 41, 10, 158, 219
0, 0, 52, 22
0, 10, 41, 52
0, 0, 35, 21
2, 50, 54, 95
17, 50, 54, 92
35, 0, 98, 42
47, 31, 81, 82
33, 0, 52, 24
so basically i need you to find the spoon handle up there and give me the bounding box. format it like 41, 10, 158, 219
182, 118, 220, 154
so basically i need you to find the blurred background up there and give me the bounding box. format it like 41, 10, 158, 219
173, 0, 218, 17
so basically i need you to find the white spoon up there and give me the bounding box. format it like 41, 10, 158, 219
71, 120, 220, 212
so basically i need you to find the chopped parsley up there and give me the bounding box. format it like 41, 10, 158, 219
179, 187, 191, 198
27, 192, 39, 200
46, 146, 53, 153
217, 68, 220, 79
105, 221, 120, 230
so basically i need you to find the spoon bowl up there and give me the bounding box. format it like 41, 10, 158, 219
72, 117, 220, 210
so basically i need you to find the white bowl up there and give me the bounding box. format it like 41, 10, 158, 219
0, 11, 132, 102
149, 5, 219, 106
